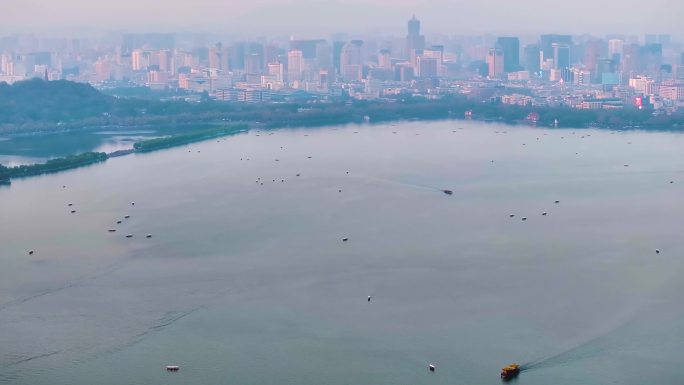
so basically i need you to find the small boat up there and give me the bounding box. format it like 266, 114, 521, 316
108, 229, 116, 232
126, 234, 133, 238
146, 234, 152, 238
342, 237, 349, 242
367, 296, 372, 302
656, 249, 660, 254
428, 364, 435, 372
554, 200, 560, 204
166, 365, 179, 372
67, 203, 73, 206
117, 220, 122, 224
124, 215, 130, 219
70, 210, 77, 213
28, 250, 34, 255
443, 190, 453, 195
542, 212, 548, 216
501, 363, 520, 380
509, 214, 515, 218
131, 202, 135, 206
521, 217, 527, 221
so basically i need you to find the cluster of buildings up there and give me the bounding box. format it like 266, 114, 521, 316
1, 18, 683, 112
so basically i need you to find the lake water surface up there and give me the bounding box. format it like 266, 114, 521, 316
1, 120, 684, 385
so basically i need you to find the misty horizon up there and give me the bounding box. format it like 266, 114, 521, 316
3, 0, 683, 39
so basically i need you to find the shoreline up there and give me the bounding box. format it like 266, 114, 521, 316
1, 111, 683, 186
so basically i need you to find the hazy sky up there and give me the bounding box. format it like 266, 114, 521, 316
3, 0, 683, 38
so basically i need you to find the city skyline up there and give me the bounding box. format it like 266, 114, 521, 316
3, 0, 684, 38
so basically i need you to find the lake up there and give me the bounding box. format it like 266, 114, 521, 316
1, 120, 683, 385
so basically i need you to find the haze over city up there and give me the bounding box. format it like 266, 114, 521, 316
2, 1, 684, 385
3, 0, 684, 37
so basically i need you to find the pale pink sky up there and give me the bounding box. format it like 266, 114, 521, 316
2, 0, 682, 38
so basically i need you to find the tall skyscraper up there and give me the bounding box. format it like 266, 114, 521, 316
552, 43, 570, 70
209, 43, 228, 71
340, 41, 362, 82
408, 16, 420, 37
406, 15, 425, 63
333, 41, 345, 75
496, 37, 520, 73
486, 48, 504, 78
287, 50, 303, 83
540, 34, 573, 64
523, 44, 541, 73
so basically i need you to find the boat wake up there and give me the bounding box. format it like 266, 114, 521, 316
353, 174, 446, 194
0, 262, 124, 312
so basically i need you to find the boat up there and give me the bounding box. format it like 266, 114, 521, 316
443, 190, 453, 195
428, 364, 435, 372
501, 363, 520, 380
166, 365, 179, 372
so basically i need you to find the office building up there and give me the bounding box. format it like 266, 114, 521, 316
487, 48, 504, 78
496, 37, 520, 72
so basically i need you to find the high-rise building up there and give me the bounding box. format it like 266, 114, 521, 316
523, 44, 540, 73
287, 50, 304, 83
93, 60, 111, 82
416, 56, 438, 78
290, 40, 326, 60
378, 49, 392, 70
229, 43, 245, 71
486, 48, 504, 78
422, 46, 444, 76
315, 41, 332, 70
333, 41, 345, 75
583, 39, 603, 83
552, 43, 570, 70
244, 43, 264, 72
608, 39, 624, 57
639, 44, 663, 75
245, 53, 262, 74
209, 43, 229, 71
131, 49, 147, 71
496, 37, 520, 72
540, 34, 573, 64
340, 41, 363, 81
267, 62, 283, 82
406, 15, 425, 63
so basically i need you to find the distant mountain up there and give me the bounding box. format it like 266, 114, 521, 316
0, 78, 115, 124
